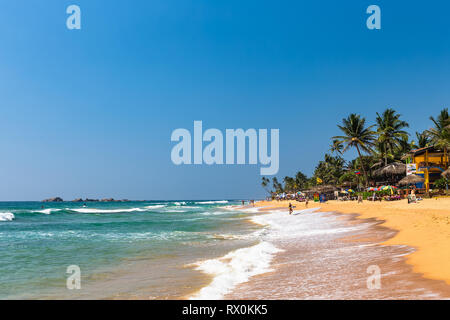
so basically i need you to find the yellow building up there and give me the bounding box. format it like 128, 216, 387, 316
406, 146, 449, 191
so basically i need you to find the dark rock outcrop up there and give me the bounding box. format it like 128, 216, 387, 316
42, 197, 63, 202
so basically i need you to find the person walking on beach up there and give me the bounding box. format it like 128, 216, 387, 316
358, 195, 363, 203
288, 202, 293, 215
305, 198, 309, 208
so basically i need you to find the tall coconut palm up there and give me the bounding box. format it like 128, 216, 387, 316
329, 139, 344, 156
283, 176, 296, 193
261, 177, 271, 194
271, 177, 284, 194
412, 131, 430, 149
333, 114, 376, 186
394, 136, 413, 159
294, 171, 308, 190
425, 108, 450, 167
375, 108, 410, 166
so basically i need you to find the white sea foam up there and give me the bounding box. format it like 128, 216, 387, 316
174, 202, 187, 206
70, 208, 145, 214
166, 206, 200, 210
198, 211, 230, 216
189, 241, 282, 300
250, 208, 367, 240
0, 212, 15, 222
195, 200, 229, 204
36, 208, 62, 215
238, 207, 261, 213
144, 205, 166, 209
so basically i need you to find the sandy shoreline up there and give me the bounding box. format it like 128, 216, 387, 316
252, 198, 450, 286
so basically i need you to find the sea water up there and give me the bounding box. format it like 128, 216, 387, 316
0, 200, 263, 299
2, 202, 448, 300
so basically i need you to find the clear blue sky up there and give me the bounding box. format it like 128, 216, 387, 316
0, 1, 449, 200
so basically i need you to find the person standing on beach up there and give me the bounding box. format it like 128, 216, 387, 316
305, 198, 309, 208
358, 195, 363, 203
288, 203, 293, 215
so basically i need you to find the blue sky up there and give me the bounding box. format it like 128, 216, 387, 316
0, 1, 449, 200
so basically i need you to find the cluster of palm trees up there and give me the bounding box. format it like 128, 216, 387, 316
262, 108, 449, 194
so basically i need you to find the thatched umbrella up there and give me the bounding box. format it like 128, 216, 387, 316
375, 162, 406, 176
442, 168, 450, 179
398, 174, 425, 186
310, 185, 338, 193
319, 185, 338, 193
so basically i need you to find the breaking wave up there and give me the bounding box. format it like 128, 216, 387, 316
189, 241, 282, 300
0, 212, 15, 222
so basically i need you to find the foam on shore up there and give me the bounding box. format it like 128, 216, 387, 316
189, 241, 282, 300
189, 206, 377, 299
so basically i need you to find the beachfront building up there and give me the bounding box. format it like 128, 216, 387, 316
404, 146, 449, 191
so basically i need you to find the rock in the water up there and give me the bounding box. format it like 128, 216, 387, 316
42, 197, 63, 202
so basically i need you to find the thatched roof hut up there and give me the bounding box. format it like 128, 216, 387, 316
398, 174, 425, 186
374, 162, 406, 176
308, 185, 338, 193
442, 168, 450, 179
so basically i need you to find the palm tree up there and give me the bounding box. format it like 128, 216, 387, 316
294, 171, 308, 190
330, 139, 344, 156
261, 177, 271, 194
283, 176, 296, 193
375, 108, 410, 166
394, 136, 413, 159
425, 108, 450, 167
313, 154, 345, 186
333, 114, 376, 186
271, 177, 284, 194
412, 131, 430, 149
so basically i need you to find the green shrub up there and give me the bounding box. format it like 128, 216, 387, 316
434, 178, 449, 190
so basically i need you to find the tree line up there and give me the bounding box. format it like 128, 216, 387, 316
262, 108, 450, 194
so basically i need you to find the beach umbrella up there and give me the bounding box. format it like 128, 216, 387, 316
380, 185, 397, 195
442, 168, 450, 179
398, 174, 425, 186
367, 187, 376, 191
346, 189, 355, 193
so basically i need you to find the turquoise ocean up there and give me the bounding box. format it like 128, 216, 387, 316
0, 200, 262, 299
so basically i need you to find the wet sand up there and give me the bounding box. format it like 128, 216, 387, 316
225, 209, 450, 299
253, 198, 450, 286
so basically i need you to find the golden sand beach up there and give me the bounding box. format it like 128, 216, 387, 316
254, 198, 450, 286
